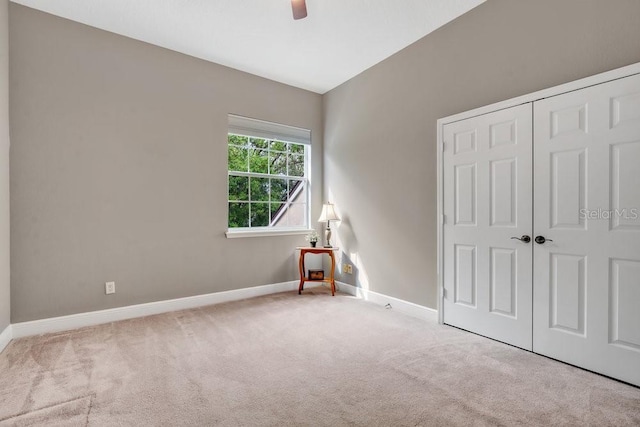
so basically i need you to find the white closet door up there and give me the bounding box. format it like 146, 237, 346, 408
533, 73, 640, 386
443, 104, 533, 350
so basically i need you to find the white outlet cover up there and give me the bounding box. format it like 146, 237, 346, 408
105, 281, 116, 294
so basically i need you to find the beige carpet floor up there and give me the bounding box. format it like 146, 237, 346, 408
1, 288, 639, 426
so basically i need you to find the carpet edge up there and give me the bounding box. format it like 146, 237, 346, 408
11, 281, 299, 338
337, 281, 438, 322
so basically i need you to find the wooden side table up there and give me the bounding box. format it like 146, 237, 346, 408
296, 247, 339, 296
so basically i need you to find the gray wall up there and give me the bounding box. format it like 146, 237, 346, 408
9, 1, 640, 322
0, 0, 9, 332
10, 4, 323, 322
324, 0, 640, 308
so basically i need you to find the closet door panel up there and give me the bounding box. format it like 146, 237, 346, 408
533, 73, 640, 387
443, 104, 533, 350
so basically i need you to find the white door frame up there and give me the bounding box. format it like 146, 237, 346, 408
436, 61, 640, 324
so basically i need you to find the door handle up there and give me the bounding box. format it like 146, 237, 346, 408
535, 235, 553, 244
510, 235, 531, 243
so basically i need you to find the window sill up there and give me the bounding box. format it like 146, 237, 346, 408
225, 228, 314, 239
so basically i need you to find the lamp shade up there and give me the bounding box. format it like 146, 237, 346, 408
318, 203, 340, 222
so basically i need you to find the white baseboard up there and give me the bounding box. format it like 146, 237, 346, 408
7, 280, 437, 341
337, 281, 437, 322
12, 281, 298, 339
0, 324, 12, 354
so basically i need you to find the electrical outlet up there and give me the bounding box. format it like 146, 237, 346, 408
344, 264, 353, 274
105, 281, 116, 295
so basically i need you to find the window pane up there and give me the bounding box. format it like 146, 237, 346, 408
228, 134, 248, 147
271, 178, 288, 202
290, 143, 304, 154
250, 177, 270, 202
227, 119, 310, 230
288, 154, 305, 177
228, 146, 248, 172
289, 179, 306, 204
287, 204, 308, 227
249, 147, 268, 174
228, 203, 249, 228
251, 203, 270, 227
269, 150, 287, 175
228, 175, 249, 201
270, 140, 287, 152
249, 137, 269, 150
270, 202, 285, 223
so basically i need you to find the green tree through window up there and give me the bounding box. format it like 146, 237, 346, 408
228, 133, 308, 229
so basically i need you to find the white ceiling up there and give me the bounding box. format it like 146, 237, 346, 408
11, 0, 485, 94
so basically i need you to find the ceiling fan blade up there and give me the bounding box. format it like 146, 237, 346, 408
291, 0, 307, 20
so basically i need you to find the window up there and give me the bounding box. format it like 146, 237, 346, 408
227, 115, 310, 233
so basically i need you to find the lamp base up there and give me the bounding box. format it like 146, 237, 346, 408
324, 224, 333, 248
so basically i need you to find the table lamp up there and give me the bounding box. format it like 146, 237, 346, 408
318, 202, 340, 247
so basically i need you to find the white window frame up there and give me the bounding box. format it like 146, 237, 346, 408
225, 115, 312, 238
